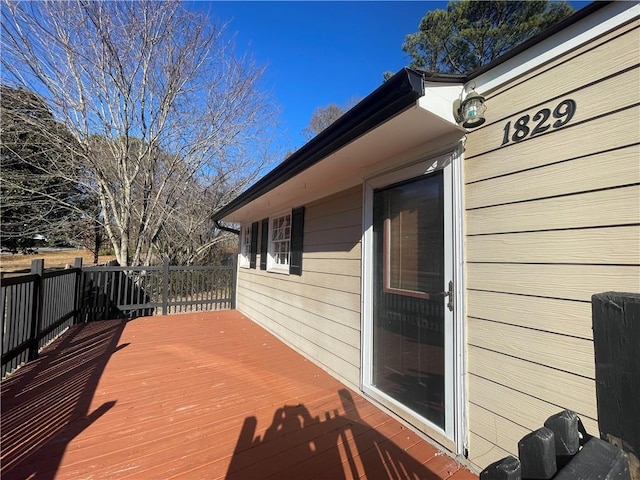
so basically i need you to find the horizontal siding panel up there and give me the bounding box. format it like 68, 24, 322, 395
301, 271, 360, 294
468, 317, 595, 378
466, 290, 592, 339
466, 185, 640, 235
237, 295, 360, 389
466, 145, 640, 208
466, 226, 640, 265
239, 268, 360, 295
246, 290, 361, 353
305, 207, 361, 233
466, 263, 639, 302
486, 19, 639, 99
468, 431, 513, 472
468, 345, 598, 418
304, 246, 361, 261
238, 276, 360, 348
238, 270, 360, 313
469, 403, 529, 458
469, 402, 598, 468
464, 20, 640, 473
304, 225, 362, 247
469, 383, 598, 469
303, 258, 361, 276
482, 27, 640, 125
306, 186, 361, 219
470, 66, 640, 157
465, 107, 640, 183
469, 375, 599, 436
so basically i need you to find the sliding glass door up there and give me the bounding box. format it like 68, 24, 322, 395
363, 154, 458, 446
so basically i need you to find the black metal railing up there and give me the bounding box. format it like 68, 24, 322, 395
1, 258, 236, 378
80, 259, 236, 321
1, 259, 81, 378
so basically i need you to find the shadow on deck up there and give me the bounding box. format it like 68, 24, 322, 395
0, 311, 476, 480
226, 388, 462, 480
1, 319, 127, 479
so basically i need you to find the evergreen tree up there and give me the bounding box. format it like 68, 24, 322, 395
0, 85, 81, 253
403, 1, 574, 74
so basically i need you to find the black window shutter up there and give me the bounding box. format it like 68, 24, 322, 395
290, 207, 305, 276
249, 221, 258, 269
260, 218, 269, 270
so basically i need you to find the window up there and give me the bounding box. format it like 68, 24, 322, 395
240, 222, 258, 268
240, 224, 252, 268
268, 213, 291, 271
381, 174, 444, 298
267, 207, 305, 275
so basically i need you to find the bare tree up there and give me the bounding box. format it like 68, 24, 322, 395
1, 0, 276, 266
301, 98, 360, 140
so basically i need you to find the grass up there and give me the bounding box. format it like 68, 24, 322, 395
0, 249, 117, 274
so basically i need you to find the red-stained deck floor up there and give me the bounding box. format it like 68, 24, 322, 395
1, 310, 477, 480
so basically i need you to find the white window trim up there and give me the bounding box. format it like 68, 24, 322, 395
267, 210, 292, 274
239, 224, 252, 268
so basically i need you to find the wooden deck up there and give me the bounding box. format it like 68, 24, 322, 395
1, 310, 478, 480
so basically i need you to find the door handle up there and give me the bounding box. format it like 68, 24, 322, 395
446, 280, 453, 312
425, 280, 454, 312
439, 280, 454, 312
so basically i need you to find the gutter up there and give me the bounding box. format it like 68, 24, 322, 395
212, 68, 426, 221
214, 220, 240, 235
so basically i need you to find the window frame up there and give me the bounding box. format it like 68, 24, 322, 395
239, 224, 252, 268
267, 210, 292, 274
264, 206, 304, 275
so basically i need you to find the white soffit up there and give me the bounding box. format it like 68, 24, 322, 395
222, 85, 464, 224
473, 2, 640, 94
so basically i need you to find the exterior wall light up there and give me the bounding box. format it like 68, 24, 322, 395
453, 88, 486, 128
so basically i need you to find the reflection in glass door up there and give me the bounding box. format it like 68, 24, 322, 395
371, 171, 447, 429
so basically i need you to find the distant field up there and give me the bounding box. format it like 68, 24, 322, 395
0, 249, 117, 273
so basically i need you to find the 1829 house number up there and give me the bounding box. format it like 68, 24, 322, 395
501, 99, 577, 146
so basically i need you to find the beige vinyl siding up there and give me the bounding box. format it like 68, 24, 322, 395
464, 19, 640, 471
236, 186, 363, 390
465, 107, 639, 183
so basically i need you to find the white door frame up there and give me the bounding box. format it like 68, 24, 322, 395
361, 147, 466, 455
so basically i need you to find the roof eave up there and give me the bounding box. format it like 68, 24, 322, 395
212, 68, 426, 221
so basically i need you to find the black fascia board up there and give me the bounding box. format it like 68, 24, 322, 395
212, 67, 425, 221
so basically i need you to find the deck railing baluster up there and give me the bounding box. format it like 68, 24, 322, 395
3, 258, 235, 377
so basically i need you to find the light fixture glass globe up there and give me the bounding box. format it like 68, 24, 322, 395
461, 93, 486, 128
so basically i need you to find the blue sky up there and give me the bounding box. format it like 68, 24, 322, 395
193, 1, 590, 155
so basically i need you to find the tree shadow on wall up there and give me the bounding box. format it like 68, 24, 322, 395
226, 389, 451, 480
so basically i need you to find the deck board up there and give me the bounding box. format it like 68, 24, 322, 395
1, 310, 477, 479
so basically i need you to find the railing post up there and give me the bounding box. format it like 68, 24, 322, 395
592, 292, 640, 476
162, 258, 169, 315
73, 257, 84, 324
28, 259, 44, 361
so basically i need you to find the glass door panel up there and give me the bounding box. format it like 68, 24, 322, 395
371, 171, 446, 429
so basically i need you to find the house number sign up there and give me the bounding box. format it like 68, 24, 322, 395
501, 99, 577, 146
